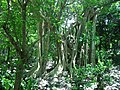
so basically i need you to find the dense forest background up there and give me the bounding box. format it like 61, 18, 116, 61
0, 0, 120, 90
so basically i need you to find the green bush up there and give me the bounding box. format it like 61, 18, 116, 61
71, 60, 112, 89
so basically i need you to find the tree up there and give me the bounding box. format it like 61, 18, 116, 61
1, 0, 29, 89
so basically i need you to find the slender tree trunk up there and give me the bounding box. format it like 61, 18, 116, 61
14, 60, 24, 90
37, 21, 43, 77
90, 15, 97, 66
64, 38, 68, 70
0, 0, 2, 12
14, 1, 28, 89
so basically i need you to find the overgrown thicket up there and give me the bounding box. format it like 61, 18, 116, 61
0, 0, 120, 90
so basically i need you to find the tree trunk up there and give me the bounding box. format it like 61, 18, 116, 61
14, 60, 24, 90
14, 2, 28, 89
0, 0, 2, 12
90, 15, 97, 66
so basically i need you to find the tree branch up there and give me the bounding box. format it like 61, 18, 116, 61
2, 23, 22, 56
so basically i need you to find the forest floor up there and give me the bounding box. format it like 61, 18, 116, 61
38, 65, 120, 90
104, 65, 120, 90
87, 65, 120, 90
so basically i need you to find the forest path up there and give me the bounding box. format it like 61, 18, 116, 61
38, 65, 120, 90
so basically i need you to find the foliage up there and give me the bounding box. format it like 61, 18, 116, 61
0, 0, 119, 90
72, 59, 112, 89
